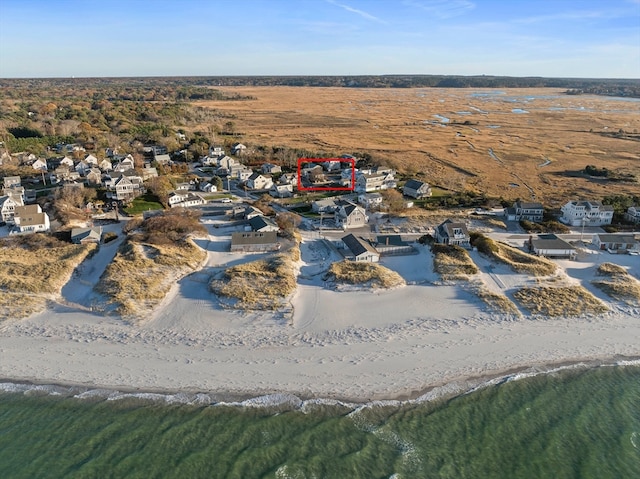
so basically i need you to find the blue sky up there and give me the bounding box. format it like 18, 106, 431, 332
0, 0, 638, 78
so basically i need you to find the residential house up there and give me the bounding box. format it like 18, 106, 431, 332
243, 206, 263, 220
155, 154, 172, 166
0, 194, 22, 224
335, 201, 368, 229
358, 193, 383, 209
74, 160, 91, 176
231, 143, 247, 155
340, 234, 380, 262
140, 166, 158, 180
624, 206, 640, 224
112, 174, 143, 201
269, 183, 293, 198
71, 227, 102, 244
261, 163, 282, 175
322, 159, 342, 171
302, 165, 325, 184
4, 186, 25, 204
312, 198, 340, 214
99, 159, 113, 172
168, 192, 205, 208
113, 156, 135, 172
279, 173, 297, 185
31, 158, 48, 171
340, 168, 355, 187
527, 234, 576, 259
373, 235, 415, 255
592, 233, 638, 252
505, 201, 544, 222
246, 173, 273, 191
199, 182, 217, 193
355, 170, 396, 193
60, 156, 75, 168
435, 219, 470, 247
230, 231, 279, 253
209, 146, 224, 157
13, 204, 50, 233
84, 154, 98, 166
85, 168, 103, 185
3, 176, 21, 189
402, 179, 432, 199
248, 215, 279, 233
560, 200, 614, 227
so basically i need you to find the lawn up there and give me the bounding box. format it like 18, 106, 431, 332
124, 193, 164, 215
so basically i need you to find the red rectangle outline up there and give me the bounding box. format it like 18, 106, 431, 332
297, 158, 355, 192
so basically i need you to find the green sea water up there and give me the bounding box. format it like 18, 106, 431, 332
1, 365, 638, 479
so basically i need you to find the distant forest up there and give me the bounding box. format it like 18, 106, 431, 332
1, 75, 639, 98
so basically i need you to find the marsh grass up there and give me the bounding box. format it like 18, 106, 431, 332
327, 261, 405, 289
591, 262, 640, 305
97, 238, 206, 318
513, 286, 608, 317
0, 234, 96, 320
431, 244, 478, 280
211, 245, 300, 310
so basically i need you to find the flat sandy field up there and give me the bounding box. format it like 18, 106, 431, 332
201, 87, 640, 204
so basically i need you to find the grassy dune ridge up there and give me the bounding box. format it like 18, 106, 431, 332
592, 262, 640, 305
0, 234, 97, 320
327, 261, 406, 289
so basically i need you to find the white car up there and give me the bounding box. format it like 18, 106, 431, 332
220, 198, 232, 203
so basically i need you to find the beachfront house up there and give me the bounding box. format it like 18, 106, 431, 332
0, 194, 22, 224
592, 233, 638, 253
340, 233, 380, 262
435, 219, 470, 247
528, 234, 577, 259
402, 179, 432, 199
560, 200, 613, 227
505, 201, 544, 222
230, 231, 280, 253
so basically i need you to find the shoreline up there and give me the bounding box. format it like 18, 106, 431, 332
3, 354, 640, 408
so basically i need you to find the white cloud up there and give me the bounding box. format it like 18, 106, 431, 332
402, 0, 475, 19
326, 0, 387, 24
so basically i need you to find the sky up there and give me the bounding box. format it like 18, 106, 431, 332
0, 0, 639, 78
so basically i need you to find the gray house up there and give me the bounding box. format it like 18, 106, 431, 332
340, 234, 380, 262
230, 231, 280, 253
505, 201, 544, 222
402, 179, 432, 199
435, 219, 470, 247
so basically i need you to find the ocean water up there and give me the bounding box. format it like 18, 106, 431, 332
0, 365, 638, 479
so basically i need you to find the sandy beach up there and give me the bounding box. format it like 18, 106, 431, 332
1, 224, 639, 403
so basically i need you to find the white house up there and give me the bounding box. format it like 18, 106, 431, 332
168, 192, 205, 208
528, 234, 576, 259
31, 158, 48, 171
624, 206, 640, 224
99, 159, 113, 171
248, 215, 279, 233
560, 200, 614, 227
358, 192, 383, 208
0, 194, 22, 224
13, 204, 50, 233
84, 154, 98, 166
355, 170, 396, 193
199, 182, 217, 193
269, 183, 293, 198
231, 143, 246, 155
246, 173, 273, 190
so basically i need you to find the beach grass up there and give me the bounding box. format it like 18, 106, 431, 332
513, 286, 608, 317
211, 244, 300, 310
591, 262, 640, 305
474, 284, 521, 316
431, 244, 478, 280
472, 234, 556, 276
0, 234, 96, 320
97, 238, 205, 319
327, 261, 406, 289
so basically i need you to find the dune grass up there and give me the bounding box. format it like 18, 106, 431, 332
513, 286, 608, 317
474, 284, 521, 316
327, 261, 405, 289
211, 245, 300, 310
591, 262, 640, 305
471, 233, 556, 276
431, 243, 478, 280
97, 238, 206, 319
0, 234, 96, 320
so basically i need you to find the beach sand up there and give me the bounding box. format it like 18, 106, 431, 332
1, 228, 639, 403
